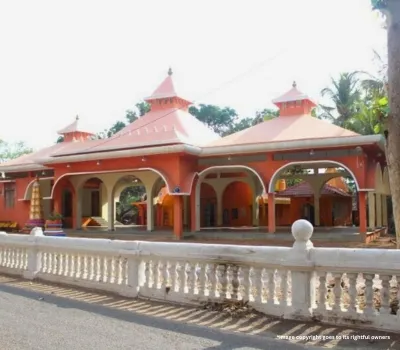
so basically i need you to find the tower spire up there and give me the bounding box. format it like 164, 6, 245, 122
168, 67, 173, 76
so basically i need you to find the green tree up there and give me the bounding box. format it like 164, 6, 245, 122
319, 72, 361, 127
189, 104, 239, 136
0, 140, 33, 163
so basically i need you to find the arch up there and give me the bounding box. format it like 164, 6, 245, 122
268, 160, 361, 193
197, 165, 266, 194
81, 177, 106, 218
383, 166, 390, 195
375, 163, 384, 194
21, 177, 54, 200
50, 167, 171, 199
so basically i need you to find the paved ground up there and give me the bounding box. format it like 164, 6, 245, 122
0, 275, 399, 350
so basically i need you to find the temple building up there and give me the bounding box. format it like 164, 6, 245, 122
0, 69, 390, 238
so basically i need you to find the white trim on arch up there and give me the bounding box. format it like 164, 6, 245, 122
49, 167, 171, 199
19, 177, 54, 201
194, 165, 266, 231
196, 165, 266, 194
268, 160, 360, 193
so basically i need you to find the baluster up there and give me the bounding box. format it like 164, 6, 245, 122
164, 260, 171, 292
81, 255, 87, 280
230, 265, 240, 301
40, 252, 46, 273
10, 249, 15, 268
216, 264, 228, 299
332, 273, 343, 312
6, 248, 11, 267
280, 270, 288, 307
106, 257, 113, 284
73, 254, 80, 279
209, 264, 218, 298
94, 256, 101, 282
47, 252, 53, 274
87, 256, 94, 281
98, 257, 105, 282
171, 261, 178, 292
317, 272, 327, 312
179, 262, 187, 294
144, 260, 151, 288
115, 257, 122, 284
188, 263, 197, 295
57, 254, 63, 275
153, 260, 161, 289
69, 254, 75, 278
347, 273, 358, 314
265, 269, 274, 305
15, 249, 20, 269
62, 253, 68, 277
197, 263, 207, 298
380, 275, 391, 315
364, 274, 375, 316
239, 265, 251, 302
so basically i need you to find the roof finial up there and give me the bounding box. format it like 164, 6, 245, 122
292, 81, 297, 88
168, 67, 173, 76
76, 114, 79, 121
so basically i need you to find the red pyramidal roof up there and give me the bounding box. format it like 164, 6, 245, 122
272, 81, 316, 106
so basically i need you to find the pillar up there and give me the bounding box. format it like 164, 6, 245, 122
74, 188, 83, 229
146, 196, 154, 232
268, 193, 275, 233
376, 193, 382, 228
190, 185, 197, 232
368, 192, 376, 230
216, 190, 223, 227
173, 195, 183, 239
358, 191, 367, 234
252, 194, 258, 226
313, 193, 321, 226
382, 195, 388, 226
107, 191, 115, 231
183, 196, 189, 228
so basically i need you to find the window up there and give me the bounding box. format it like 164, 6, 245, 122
4, 183, 15, 208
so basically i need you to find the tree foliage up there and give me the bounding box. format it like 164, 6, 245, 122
0, 140, 33, 163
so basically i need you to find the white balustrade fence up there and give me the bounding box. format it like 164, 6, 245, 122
0, 220, 399, 333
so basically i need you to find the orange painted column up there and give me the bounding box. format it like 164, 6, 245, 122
190, 178, 198, 232
268, 193, 276, 233
173, 195, 183, 239
358, 191, 367, 235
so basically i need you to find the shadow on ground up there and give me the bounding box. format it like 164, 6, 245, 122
0, 275, 399, 350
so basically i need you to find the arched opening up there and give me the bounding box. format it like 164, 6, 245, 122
200, 183, 217, 227
113, 175, 146, 226
270, 161, 358, 233
153, 178, 175, 228
61, 188, 73, 227
195, 166, 265, 231
222, 181, 253, 227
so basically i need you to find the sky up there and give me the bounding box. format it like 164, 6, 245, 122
0, 0, 387, 150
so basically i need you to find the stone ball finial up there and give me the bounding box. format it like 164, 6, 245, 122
291, 219, 313, 242
76, 115, 79, 121
292, 81, 297, 88
168, 67, 173, 76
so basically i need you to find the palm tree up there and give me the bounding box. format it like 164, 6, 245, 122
319, 72, 361, 128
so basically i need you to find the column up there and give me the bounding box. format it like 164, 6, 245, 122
358, 191, 367, 235
268, 193, 276, 233
216, 190, 223, 227
376, 193, 382, 228
252, 195, 258, 226
382, 195, 388, 226
173, 195, 183, 239
74, 188, 83, 230
313, 193, 321, 226
146, 190, 154, 231
190, 187, 197, 232
107, 191, 115, 231
368, 192, 376, 230
183, 196, 189, 228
